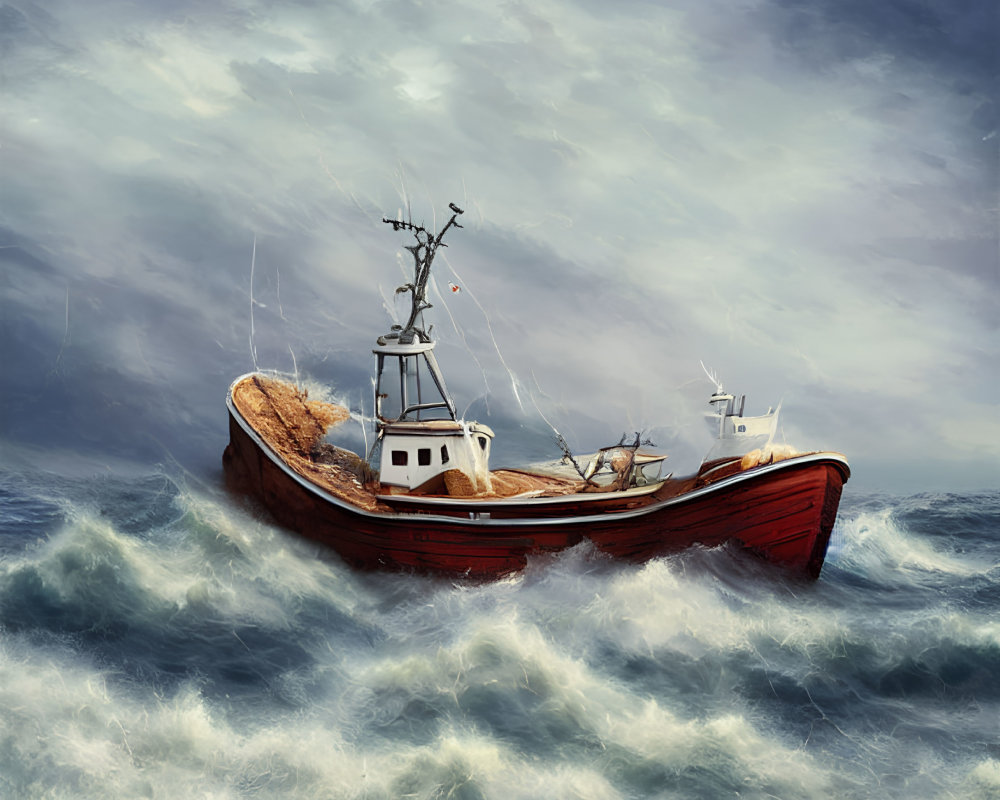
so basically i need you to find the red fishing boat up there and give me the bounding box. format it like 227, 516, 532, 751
223, 204, 849, 578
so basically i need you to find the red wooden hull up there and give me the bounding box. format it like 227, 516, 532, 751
223, 407, 849, 579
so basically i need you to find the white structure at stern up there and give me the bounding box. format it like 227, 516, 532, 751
701, 366, 780, 463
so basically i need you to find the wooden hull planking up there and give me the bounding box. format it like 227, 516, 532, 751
223, 403, 848, 579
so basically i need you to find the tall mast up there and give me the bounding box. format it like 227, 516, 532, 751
378, 202, 464, 346
372, 203, 466, 428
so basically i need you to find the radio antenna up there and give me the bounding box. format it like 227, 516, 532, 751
380, 203, 464, 344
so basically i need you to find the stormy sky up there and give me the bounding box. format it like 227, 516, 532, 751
1, 0, 997, 492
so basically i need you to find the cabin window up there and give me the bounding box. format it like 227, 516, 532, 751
737, 424, 746, 433
478, 436, 487, 451
441, 445, 450, 464
391, 450, 408, 466
418, 448, 431, 466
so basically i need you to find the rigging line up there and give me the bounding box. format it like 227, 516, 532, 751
357, 384, 369, 459
460, 390, 491, 421
459, 176, 486, 233
377, 281, 402, 327
458, 176, 486, 230
288, 344, 299, 386
429, 274, 492, 411
526, 368, 567, 440
700, 359, 722, 392
249, 235, 258, 371
440, 252, 525, 413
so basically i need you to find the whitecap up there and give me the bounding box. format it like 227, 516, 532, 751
834, 507, 994, 581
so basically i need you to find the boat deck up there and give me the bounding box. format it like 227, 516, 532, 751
229, 375, 609, 512
230, 375, 386, 511
225, 374, 849, 577
228, 374, 821, 522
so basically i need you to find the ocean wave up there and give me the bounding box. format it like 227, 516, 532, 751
0, 478, 383, 711
2, 472, 998, 798
832, 504, 998, 583
344, 609, 842, 798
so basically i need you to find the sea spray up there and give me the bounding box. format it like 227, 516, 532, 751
1, 469, 998, 798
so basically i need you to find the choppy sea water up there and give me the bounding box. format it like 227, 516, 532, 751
1, 465, 997, 800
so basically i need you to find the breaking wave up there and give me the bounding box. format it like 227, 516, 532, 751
1, 471, 998, 799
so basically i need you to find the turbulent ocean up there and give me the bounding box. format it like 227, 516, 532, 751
3, 0, 998, 796
1, 461, 997, 800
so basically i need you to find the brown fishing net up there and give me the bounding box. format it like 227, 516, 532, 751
231, 375, 383, 510
232, 375, 584, 505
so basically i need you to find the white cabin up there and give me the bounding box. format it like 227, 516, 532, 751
703, 388, 779, 462
370, 339, 494, 492
378, 420, 494, 491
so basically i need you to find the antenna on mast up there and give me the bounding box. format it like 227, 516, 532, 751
379, 203, 464, 345
700, 360, 723, 394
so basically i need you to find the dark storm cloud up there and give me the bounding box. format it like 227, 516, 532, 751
0, 0, 996, 488
763, 0, 997, 83
755, 0, 998, 215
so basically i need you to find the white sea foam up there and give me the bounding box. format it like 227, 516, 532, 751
337, 564, 847, 799
0, 487, 372, 636
961, 759, 1000, 800
0, 636, 635, 800
581, 557, 750, 656
834, 507, 995, 580
0, 638, 378, 798
175, 488, 374, 614
1, 481, 996, 799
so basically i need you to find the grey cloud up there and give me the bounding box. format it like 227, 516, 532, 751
1, 0, 996, 490
764, 0, 997, 79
